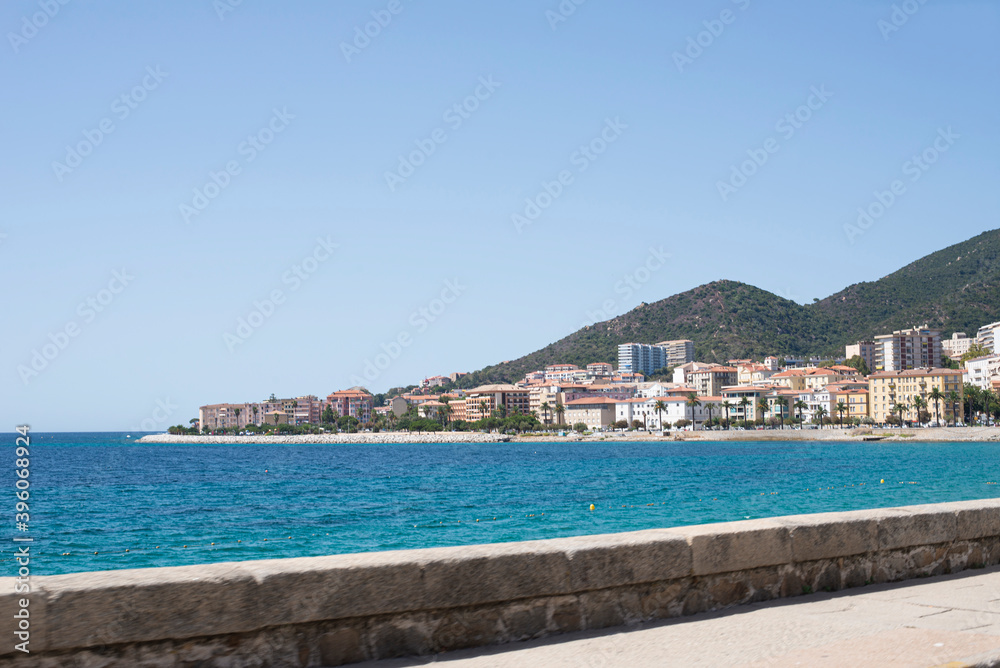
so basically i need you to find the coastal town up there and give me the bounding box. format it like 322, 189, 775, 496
186, 322, 1000, 436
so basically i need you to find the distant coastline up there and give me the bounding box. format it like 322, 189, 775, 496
136, 427, 1000, 444
137, 432, 512, 444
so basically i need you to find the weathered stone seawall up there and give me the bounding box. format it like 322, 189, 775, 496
7, 499, 1000, 667
137, 432, 511, 445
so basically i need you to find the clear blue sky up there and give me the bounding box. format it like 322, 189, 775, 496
2, 0, 997, 431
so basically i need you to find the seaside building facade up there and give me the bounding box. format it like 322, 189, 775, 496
563, 397, 617, 430
868, 368, 963, 424
464, 384, 530, 421
327, 388, 374, 423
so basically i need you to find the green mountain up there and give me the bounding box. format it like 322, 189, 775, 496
457, 230, 1000, 387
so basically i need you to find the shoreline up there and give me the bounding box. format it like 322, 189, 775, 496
136, 426, 1000, 444
136, 432, 512, 444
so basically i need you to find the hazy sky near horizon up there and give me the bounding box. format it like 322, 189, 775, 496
2, 0, 998, 431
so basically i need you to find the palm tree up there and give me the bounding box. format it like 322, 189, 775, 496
439, 402, 453, 428
948, 390, 960, 426
739, 396, 751, 425
928, 387, 943, 426
721, 400, 733, 430
705, 402, 715, 428
554, 402, 565, 426
421, 405, 433, 420
835, 400, 847, 429
794, 399, 808, 425
540, 402, 551, 426
251, 405, 258, 425
912, 395, 928, 425
893, 402, 909, 427
654, 400, 667, 432
685, 393, 702, 428
233, 407, 241, 431
814, 406, 828, 428
755, 397, 768, 426
774, 397, 788, 429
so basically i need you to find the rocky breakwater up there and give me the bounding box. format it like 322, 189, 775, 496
137, 432, 511, 444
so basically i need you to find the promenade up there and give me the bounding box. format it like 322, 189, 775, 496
365, 567, 1000, 668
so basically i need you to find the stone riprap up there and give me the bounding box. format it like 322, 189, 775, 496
8, 499, 1000, 667
136, 432, 511, 445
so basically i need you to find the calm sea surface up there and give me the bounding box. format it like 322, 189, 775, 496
7, 432, 1000, 575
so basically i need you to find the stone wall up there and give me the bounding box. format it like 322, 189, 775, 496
6, 499, 1000, 667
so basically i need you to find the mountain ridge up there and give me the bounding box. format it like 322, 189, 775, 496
455, 230, 1000, 387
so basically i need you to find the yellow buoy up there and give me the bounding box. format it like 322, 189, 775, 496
880, 479, 884, 484
589, 504, 595, 511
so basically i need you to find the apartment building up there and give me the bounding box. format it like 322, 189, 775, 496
719, 386, 772, 422
464, 384, 530, 421
831, 387, 870, 421
586, 362, 614, 377
563, 397, 617, 430
199, 394, 323, 429
965, 355, 1000, 391
672, 361, 718, 385
199, 403, 253, 430
845, 340, 877, 372
655, 339, 695, 367
874, 325, 942, 371
615, 395, 722, 430
618, 340, 694, 376
687, 366, 738, 397
769, 368, 809, 391
868, 368, 963, 424
976, 321, 1000, 353
327, 388, 374, 423
941, 333, 973, 360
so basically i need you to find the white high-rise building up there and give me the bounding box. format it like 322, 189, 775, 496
618, 340, 694, 375
976, 321, 1000, 353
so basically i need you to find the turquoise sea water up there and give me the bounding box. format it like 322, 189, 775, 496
6, 432, 1000, 576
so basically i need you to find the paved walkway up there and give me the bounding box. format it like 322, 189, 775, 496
363, 567, 1000, 668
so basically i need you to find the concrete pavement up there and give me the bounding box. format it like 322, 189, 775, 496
363, 567, 1000, 668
